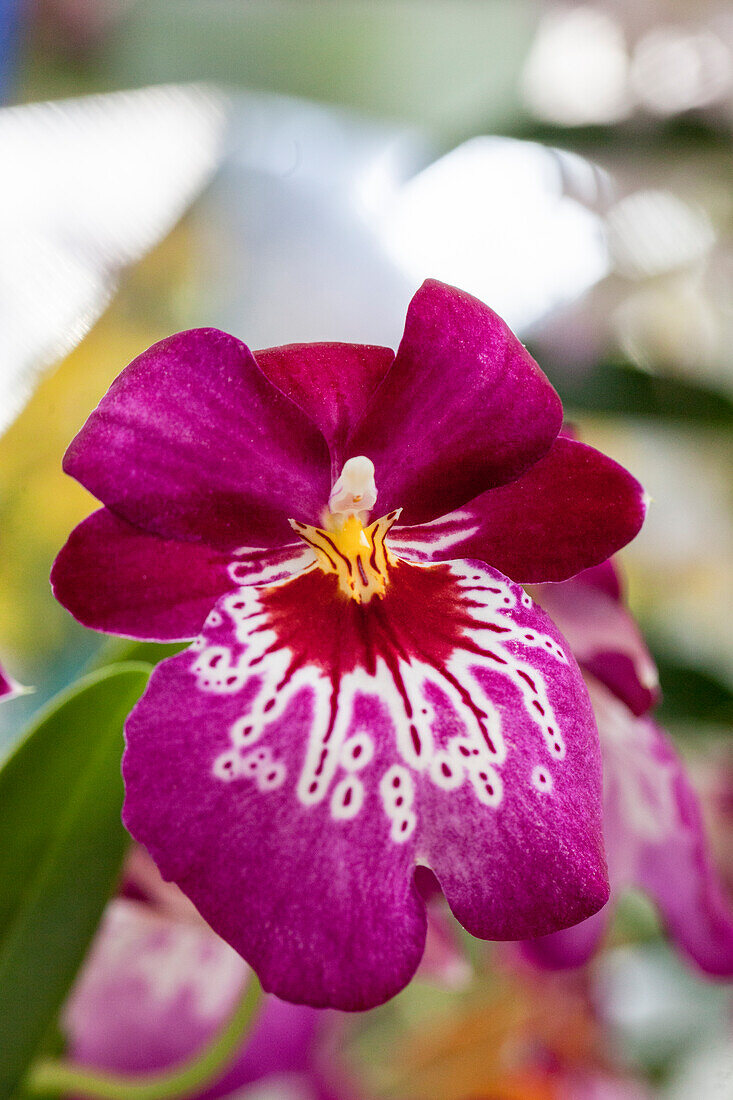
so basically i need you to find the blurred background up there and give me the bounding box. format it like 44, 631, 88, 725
0, 1, 731, 1097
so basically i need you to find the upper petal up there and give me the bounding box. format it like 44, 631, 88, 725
391, 437, 647, 584
123, 554, 607, 1009
346, 280, 563, 524
64, 328, 332, 550
51, 508, 313, 643
256, 342, 394, 470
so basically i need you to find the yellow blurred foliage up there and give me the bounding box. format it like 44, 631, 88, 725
0, 222, 196, 676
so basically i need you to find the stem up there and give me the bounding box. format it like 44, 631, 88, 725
25, 976, 261, 1100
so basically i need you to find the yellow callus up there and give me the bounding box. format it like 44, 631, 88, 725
290, 510, 401, 604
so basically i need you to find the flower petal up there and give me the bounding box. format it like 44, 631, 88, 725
64, 898, 327, 1096
51, 508, 313, 642
591, 682, 733, 976
256, 343, 394, 469
535, 580, 659, 716
346, 280, 563, 524
65, 898, 247, 1075
123, 556, 607, 1008
521, 907, 610, 971
573, 560, 623, 602
391, 438, 647, 584
64, 329, 332, 550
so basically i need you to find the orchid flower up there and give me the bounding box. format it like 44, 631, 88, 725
64, 852, 356, 1100
52, 279, 646, 1009
524, 564, 733, 975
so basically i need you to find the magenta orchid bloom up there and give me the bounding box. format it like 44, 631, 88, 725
52, 279, 646, 1010
65, 867, 355, 1100
524, 564, 733, 976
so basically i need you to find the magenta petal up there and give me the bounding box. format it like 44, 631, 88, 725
574, 560, 624, 603
51, 509, 313, 643
64, 899, 327, 1098
346, 280, 563, 524
256, 342, 394, 467
0, 664, 16, 700
52, 509, 235, 642
392, 438, 647, 584
535, 580, 659, 716
64, 329, 332, 550
521, 907, 610, 970
65, 899, 248, 1076
125, 643, 426, 1010
593, 683, 733, 976
123, 556, 607, 1008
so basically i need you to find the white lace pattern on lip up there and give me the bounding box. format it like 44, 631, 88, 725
194, 559, 570, 846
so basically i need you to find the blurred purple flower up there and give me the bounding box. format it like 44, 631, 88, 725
52, 279, 646, 1009
64, 851, 356, 1100
524, 563, 733, 976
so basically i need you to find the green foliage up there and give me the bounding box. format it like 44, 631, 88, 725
552, 361, 733, 426
655, 654, 733, 728
0, 664, 151, 1099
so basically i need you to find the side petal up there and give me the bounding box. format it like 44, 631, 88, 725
51, 508, 314, 642
123, 556, 607, 1009
392, 438, 647, 584
346, 280, 562, 524
256, 342, 394, 469
64, 328, 332, 550
51, 508, 236, 642
592, 681, 733, 976
535, 580, 659, 717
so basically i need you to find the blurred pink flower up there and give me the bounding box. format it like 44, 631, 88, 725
64, 850, 359, 1100
524, 562, 733, 975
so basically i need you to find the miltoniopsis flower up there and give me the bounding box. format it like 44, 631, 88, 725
52, 279, 646, 1009
523, 562, 733, 975
64, 849, 356, 1100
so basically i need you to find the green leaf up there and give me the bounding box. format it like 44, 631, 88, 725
0, 663, 151, 1098
90, 637, 186, 671
655, 654, 733, 727
548, 360, 733, 425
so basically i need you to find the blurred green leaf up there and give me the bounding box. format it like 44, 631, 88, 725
550, 361, 733, 425
0, 663, 151, 1098
654, 654, 733, 727
90, 637, 186, 671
